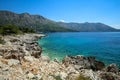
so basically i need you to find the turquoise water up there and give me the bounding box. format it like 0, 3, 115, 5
38, 32, 120, 67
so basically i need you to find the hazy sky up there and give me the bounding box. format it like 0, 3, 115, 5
0, 0, 120, 29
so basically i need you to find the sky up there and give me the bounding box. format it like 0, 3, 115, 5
0, 0, 120, 29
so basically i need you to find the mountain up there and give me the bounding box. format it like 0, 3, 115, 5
0, 10, 119, 32
58, 22, 118, 32
0, 10, 72, 32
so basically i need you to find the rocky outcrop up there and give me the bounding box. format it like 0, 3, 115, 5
98, 72, 120, 80
105, 64, 119, 74
62, 55, 105, 71
0, 34, 120, 80
0, 34, 44, 60
62, 56, 120, 80
0, 46, 25, 60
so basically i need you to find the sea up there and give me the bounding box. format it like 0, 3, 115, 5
38, 32, 120, 67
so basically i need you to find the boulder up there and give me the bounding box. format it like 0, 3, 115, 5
40, 56, 50, 63
24, 56, 34, 62
0, 76, 9, 80
8, 59, 20, 66
85, 56, 105, 70
48, 76, 56, 80
62, 55, 105, 71
54, 58, 59, 63
105, 64, 118, 74
67, 66, 79, 74
35, 74, 42, 80
59, 72, 68, 80
0, 46, 25, 60
99, 72, 120, 80
27, 72, 35, 79
31, 51, 41, 58
25, 42, 42, 58
62, 56, 72, 67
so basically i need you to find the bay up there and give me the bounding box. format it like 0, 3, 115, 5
38, 32, 120, 67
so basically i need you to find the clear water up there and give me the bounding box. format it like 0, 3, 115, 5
38, 32, 120, 67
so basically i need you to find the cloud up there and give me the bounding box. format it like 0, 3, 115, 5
60, 20, 65, 22
111, 25, 120, 29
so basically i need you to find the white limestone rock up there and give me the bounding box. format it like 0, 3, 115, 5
8, 59, 19, 66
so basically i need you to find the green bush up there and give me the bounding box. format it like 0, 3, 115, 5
75, 74, 91, 80
19, 27, 35, 33
0, 25, 22, 35
0, 25, 35, 35
50, 75, 62, 80
0, 37, 5, 44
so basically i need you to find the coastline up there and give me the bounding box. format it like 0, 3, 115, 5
0, 33, 120, 80
38, 32, 120, 68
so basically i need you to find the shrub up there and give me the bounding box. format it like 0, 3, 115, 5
19, 27, 35, 33
0, 25, 35, 35
75, 74, 91, 80
0, 25, 22, 35
0, 37, 5, 44
50, 75, 62, 80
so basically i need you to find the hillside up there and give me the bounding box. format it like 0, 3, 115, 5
0, 10, 119, 32
0, 10, 72, 32
58, 22, 118, 32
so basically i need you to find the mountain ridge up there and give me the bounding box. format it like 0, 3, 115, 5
57, 22, 118, 32
0, 10, 119, 32
0, 10, 72, 32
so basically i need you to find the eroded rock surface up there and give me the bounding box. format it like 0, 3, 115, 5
62, 55, 105, 71
0, 34, 120, 80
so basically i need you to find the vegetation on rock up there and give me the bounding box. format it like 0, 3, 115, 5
51, 75, 62, 80
75, 74, 91, 80
0, 36, 5, 44
19, 27, 35, 33
0, 25, 35, 35
0, 25, 22, 35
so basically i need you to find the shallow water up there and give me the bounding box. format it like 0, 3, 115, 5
38, 32, 120, 67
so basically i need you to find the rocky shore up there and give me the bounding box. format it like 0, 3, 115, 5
0, 34, 120, 80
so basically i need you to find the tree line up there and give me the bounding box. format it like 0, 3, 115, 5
0, 25, 35, 36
